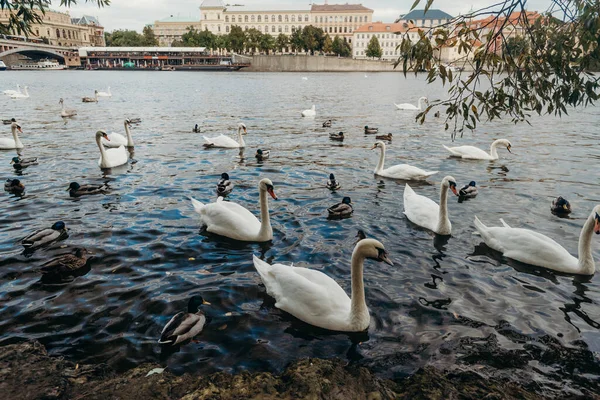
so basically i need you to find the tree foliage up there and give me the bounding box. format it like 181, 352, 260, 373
301, 25, 325, 55
366, 36, 383, 59
323, 34, 333, 54
397, 0, 600, 138
332, 35, 352, 57
228, 25, 245, 53
179, 27, 216, 47
142, 25, 158, 46
276, 33, 289, 53
0, 0, 110, 35
260, 33, 275, 54
105, 29, 157, 47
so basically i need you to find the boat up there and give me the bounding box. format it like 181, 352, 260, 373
0, 61, 6, 71
11, 59, 66, 70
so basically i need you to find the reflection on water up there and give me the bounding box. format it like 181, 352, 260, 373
0, 71, 598, 392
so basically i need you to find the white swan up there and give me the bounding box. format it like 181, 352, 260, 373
443, 139, 512, 160
190, 178, 277, 242
301, 105, 316, 117
102, 119, 134, 148
253, 238, 393, 332
95, 130, 128, 169
203, 123, 246, 148
10, 86, 29, 99
59, 98, 77, 118
473, 206, 600, 275
0, 121, 24, 150
97, 87, 112, 97
403, 176, 459, 235
3, 84, 21, 96
395, 96, 427, 111
372, 141, 438, 180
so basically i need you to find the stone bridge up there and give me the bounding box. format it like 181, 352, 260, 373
0, 38, 81, 67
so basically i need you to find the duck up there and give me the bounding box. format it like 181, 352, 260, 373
22, 221, 68, 250
82, 90, 99, 103
473, 205, 600, 275
434, 111, 441, 118
158, 295, 210, 346
322, 120, 332, 128
97, 87, 112, 97
459, 181, 478, 198
203, 123, 247, 148
328, 196, 353, 218
67, 182, 108, 197
10, 86, 29, 99
551, 196, 572, 215
252, 238, 393, 332
301, 105, 316, 117
95, 130, 128, 169
102, 119, 134, 148
364, 126, 379, 134
403, 176, 459, 235
40, 248, 90, 275
193, 124, 200, 133
2, 84, 21, 96
4, 179, 25, 194
11, 156, 37, 169
355, 229, 367, 243
0, 121, 24, 150
190, 178, 277, 242
128, 117, 142, 124
2, 118, 15, 125
443, 139, 512, 160
372, 141, 438, 180
326, 173, 341, 190
216, 173, 234, 196
329, 132, 344, 141
255, 149, 270, 160
395, 96, 428, 111
375, 133, 392, 141
59, 98, 77, 118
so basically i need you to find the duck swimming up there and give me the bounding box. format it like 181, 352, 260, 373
326, 173, 341, 190
355, 229, 367, 244
322, 120, 332, 127
22, 221, 68, 250
40, 248, 90, 276
329, 132, 344, 141
4, 179, 24, 194
216, 173, 234, 196
255, 149, 270, 160
375, 133, 392, 141
158, 295, 210, 346
193, 124, 200, 133
551, 196, 572, 215
328, 196, 353, 218
67, 182, 108, 197
364, 126, 379, 134
459, 181, 478, 198
11, 156, 38, 169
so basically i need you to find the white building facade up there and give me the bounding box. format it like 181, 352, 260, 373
352, 22, 417, 61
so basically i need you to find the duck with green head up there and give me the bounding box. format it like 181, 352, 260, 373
158, 295, 210, 346
328, 196, 353, 218
11, 156, 38, 169
22, 221, 68, 250
67, 182, 108, 197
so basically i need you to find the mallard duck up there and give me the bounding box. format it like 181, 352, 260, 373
326, 173, 341, 190
82, 90, 98, 103
2, 118, 15, 125
375, 133, 392, 141
329, 132, 344, 141
158, 295, 210, 346
255, 149, 270, 160
364, 126, 379, 134
128, 117, 142, 124
459, 181, 478, 198
40, 248, 89, 275
355, 229, 367, 244
328, 196, 353, 218
4, 178, 24, 194
193, 124, 200, 133
216, 173, 234, 196
11, 156, 38, 169
67, 182, 107, 197
22, 221, 68, 250
322, 120, 332, 128
551, 196, 572, 215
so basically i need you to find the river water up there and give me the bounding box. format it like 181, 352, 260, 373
0, 71, 598, 394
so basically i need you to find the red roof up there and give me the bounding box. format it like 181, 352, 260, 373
354, 22, 414, 33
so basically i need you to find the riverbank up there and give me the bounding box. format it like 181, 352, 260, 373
245, 55, 398, 72
1, 341, 594, 400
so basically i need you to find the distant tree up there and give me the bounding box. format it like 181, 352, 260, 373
105, 30, 146, 47
228, 25, 246, 53
275, 33, 289, 53
290, 28, 303, 53
171, 39, 184, 47
340, 38, 352, 57
259, 33, 275, 54
216, 34, 230, 52
142, 25, 158, 46
181, 28, 216, 48
245, 28, 263, 53
301, 25, 325, 55
323, 34, 333, 54
366, 36, 382, 59
332, 35, 343, 55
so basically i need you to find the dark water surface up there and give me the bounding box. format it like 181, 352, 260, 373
0, 71, 599, 393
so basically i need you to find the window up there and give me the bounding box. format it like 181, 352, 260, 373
226, 26, 230, 32
265, 15, 268, 22
68, 31, 71, 39
285, 25, 289, 32
244, 15, 248, 22
56, 29, 60, 38
272, 26, 276, 32
335, 16, 338, 22
62, 29, 66, 38
285, 15, 289, 22
47, 29, 50, 36
291, 15, 295, 22
238, 16, 242, 22
218, 25, 221, 32
304, 15, 309, 22
251, 15, 255, 22
329, 16, 333, 22
258, 15, 261, 22
36, 29, 39, 36
264, 26, 268, 32
278, 26, 282, 32
360, 16, 363, 22
298, 15, 302, 22
272, 15, 276, 22
329, 27, 332, 33
225, 16, 229, 22
344, 27, 347, 33
217, 14, 220, 20
334, 27, 337, 33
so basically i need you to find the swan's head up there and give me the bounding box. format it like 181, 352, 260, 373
371, 141, 385, 150
220, 173, 230, 180
494, 139, 512, 153
342, 196, 352, 205
259, 178, 277, 200
238, 123, 247, 134
51, 221, 66, 231
355, 238, 393, 266
593, 205, 600, 235
420, 96, 429, 103
187, 295, 211, 313
67, 182, 80, 191
11, 122, 22, 133
442, 176, 459, 196
125, 118, 131, 126
96, 130, 109, 140
94, 90, 98, 94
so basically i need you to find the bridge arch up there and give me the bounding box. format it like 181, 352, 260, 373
0, 47, 66, 62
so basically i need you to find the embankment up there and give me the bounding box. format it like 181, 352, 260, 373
245, 55, 398, 72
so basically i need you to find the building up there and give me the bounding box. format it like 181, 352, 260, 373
71, 15, 106, 47
352, 22, 417, 61
310, 4, 373, 43
152, 16, 202, 47
396, 9, 453, 28
0, 9, 102, 47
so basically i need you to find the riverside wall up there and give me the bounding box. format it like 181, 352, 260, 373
246, 55, 399, 72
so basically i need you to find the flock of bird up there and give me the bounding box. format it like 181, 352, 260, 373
1, 85, 598, 348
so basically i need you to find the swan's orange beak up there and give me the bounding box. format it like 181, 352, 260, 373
17, 126, 22, 133
104, 135, 110, 141
594, 214, 600, 234
267, 187, 277, 200
450, 184, 458, 196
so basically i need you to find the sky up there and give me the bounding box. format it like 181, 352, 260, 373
56, 0, 553, 32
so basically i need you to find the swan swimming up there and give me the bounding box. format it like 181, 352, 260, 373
102, 119, 134, 148
97, 87, 112, 97
95, 130, 128, 169
59, 98, 77, 118
372, 141, 438, 180
395, 96, 427, 111
403, 176, 459, 235
0, 121, 24, 150
2, 84, 21, 96
10, 86, 29, 99
203, 123, 246, 148
443, 139, 512, 160
253, 238, 393, 332
301, 105, 316, 117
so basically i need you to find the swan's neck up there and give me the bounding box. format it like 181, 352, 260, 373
238, 127, 245, 147
349, 249, 369, 329
418, 98, 423, 110
490, 141, 500, 159
578, 212, 596, 275
257, 188, 272, 240
436, 184, 451, 234
11, 126, 23, 147
96, 135, 107, 163
124, 123, 134, 147
375, 145, 385, 173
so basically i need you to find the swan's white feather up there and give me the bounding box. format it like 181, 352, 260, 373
403, 184, 441, 232
103, 132, 127, 148
98, 145, 128, 168
377, 164, 438, 180
191, 196, 262, 241
443, 144, 494, 160
203, 134, 241, 148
